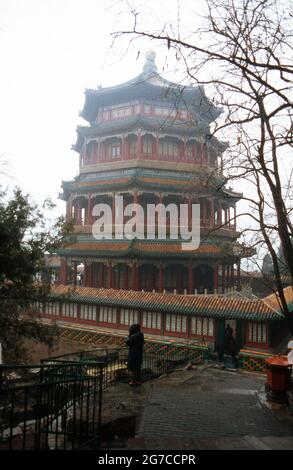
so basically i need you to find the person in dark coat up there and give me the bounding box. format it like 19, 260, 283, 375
224, 323, 237, 363
125, 324, 144, 385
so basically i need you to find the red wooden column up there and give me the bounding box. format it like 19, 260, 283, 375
231, 263, 235, 290
85, 262, 93, 287
159, 263, 164, 292
97, 138, 101, 163
131, 263, 139, 291
158, 193, 163, 233
200, 143, 204, 165
122, 134, 126, 158
213, 265, 218, 292
183, 137, 187, 162
73, 261, 77, 286
226, 264, 230, 289
188, 197, 192, 231
87, 195, 92, 225
73, 200, 77, 223
76, 199, 80, 225
152, 266, 157, 291
97, 263, 101, 288
202, 200, 207, 226
188, 263, 193, 294
237, 261, 241, 291
112, 193, 115, 235
224, 206, 228, 226
108, 262, 113, 289
210, 198, 214, 227
69, 201, 73, 221
66, 201, 72, 222
137, 131, 142, 159
221, 265, 225, 293
88, 263, 93, 287
137, 264, 141, 291
101, 263, 105, 288
60, 259, 68, 285
84, 262, 88, 287
155, 134, 159, 160
177, 266, 183, 294
206, 144, 210, 166
124, 264, 129, 290
218, 202, 222, 226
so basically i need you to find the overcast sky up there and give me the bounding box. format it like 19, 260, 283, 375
0, 0, 203, 215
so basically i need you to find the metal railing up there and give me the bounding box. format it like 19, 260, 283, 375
41, 348, 128, 390
40, 344, 198, 386
0, 343, 203, 450
0, 361, 103, 450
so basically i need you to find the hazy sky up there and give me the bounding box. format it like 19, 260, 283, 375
0, 0, 202, 215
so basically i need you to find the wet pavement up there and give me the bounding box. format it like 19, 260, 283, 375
126, 365, 293, 449
100, 364, 293, 449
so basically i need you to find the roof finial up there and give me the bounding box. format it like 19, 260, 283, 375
143, 50, 157, 77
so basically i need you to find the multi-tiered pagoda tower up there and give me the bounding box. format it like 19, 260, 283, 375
59, 52, 243, 294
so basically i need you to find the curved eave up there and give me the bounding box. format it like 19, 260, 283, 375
61, 175, 220, 194
72, 132, 84, 153
58, 239, 239, 260
61, 172, 240, 205
221, 188, 243, 202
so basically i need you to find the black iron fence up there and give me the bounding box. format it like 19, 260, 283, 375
0, 361, 103, 450
41, 348, 128, 390
0, 343, 204, 450
40, 343, 196, 386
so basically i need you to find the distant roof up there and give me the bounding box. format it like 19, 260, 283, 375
50, 284, 283, 322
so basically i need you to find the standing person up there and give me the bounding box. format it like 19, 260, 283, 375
125, 324, 144, 386
224, 323, 237, 364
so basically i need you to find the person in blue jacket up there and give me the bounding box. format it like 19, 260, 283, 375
125, 324, 145, 385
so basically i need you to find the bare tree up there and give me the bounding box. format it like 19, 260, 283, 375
116, 0, 293, 333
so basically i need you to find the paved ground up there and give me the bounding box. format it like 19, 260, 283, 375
125, 365, 293, 449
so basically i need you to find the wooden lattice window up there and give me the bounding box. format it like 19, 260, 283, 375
80, 304, 96, 321
165, 314, 187, 333
191, 317, 214, 337
62, 303, 77, 318
248, 322, 267, 344
119, 308, 139, 326
98, 306, 117, 324
142, 311, 162, 330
